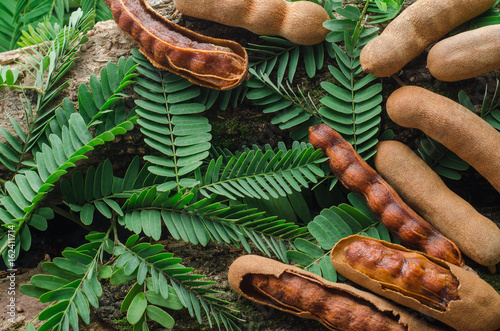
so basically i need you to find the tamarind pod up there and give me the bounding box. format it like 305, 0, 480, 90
331, 235, 500, 331
249, 273, 407, 331
229, 254, 445, 331
360, 0, 496, 77
308, 124, 463, 266
341, 238, 460, 311
173, 0, 330, 45
386, 86, 500, 193
427, 24, 500, 82
104, 0, 248, 90
374, 140, 500, 269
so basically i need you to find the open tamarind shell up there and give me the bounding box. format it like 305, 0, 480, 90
331, 235, 500, 331
105, 0, 249, 90
228, 254, 444, 331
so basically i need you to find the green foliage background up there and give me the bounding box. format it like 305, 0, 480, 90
0, 0, 499, 330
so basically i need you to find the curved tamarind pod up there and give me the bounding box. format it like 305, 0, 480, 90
308, 123, 463, 266
331, 235, 500, 331
386, 86, 500, 193
360, 0, 496, 77
374, 140, 500, 270
173, 0, 330, 45
104, 0, 248, 90
427, 24, 500, 82
228, 254, 445, 331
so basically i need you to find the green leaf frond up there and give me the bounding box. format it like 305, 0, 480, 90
110, 235, 243, 330
0, 112, 137, 264
247, 36, 332, 84
28, 56, 138, 157
198, 141, 325, 201
19, 231, 113, 331
0, 9, 94, 174
286, 192, 397, 282
367, 0, 404, 24
80, 0, 113, 23
0, 0, 16, 51
115, 189, 308, 260
131, 49, 216, 192
0, 64, 21, 88
320, 7, 382, 159
246, 67, 322, 141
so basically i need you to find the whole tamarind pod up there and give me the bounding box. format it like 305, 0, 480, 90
360, 0, 496, 77
374, 140, 500, 270
308, 123, 463, 266
331, 235, 500, 331
427, 24, 500, 82
228, 254, 445, 331
104, 0, 248, 90
173, 0, 330, 45
386, 86, 500, 193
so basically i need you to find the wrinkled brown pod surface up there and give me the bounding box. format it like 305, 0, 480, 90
342, 238, 460, 311
360, 0, 496, 77
308, 123, 463, 266
104, 0, 248, 89
374, 140, 500, 270
248, 272, 407, 331
229, 254, 444, 331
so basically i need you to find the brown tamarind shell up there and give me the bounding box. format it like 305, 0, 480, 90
331, 235, 500, 331
104, 0, 248, 90
308, 123, 463, 266
228, 254, 444, 331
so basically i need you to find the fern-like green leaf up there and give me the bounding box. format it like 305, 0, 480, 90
199, 142, 324, 201
20, 232, 112, 331
132, 49, 212, 191
112, 237, 243, 330
0, 113, 137, 264
286, 192, 395, 281
367, 0, 404, 24
320, 17, 381, 159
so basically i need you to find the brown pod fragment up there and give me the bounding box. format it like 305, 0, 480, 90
308, 124, 463, 266
360, 0, 496, 77
331, 235, 500, 331
427, 24, 500, 82
374, 140, 500, 270
104, 0, 248, 90
386, 86, 500, 192
228, 254, 444, 331
173, 0, 330, 45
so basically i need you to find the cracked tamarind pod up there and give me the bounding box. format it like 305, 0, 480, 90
360, 0, 496, 77
104, 0, 248, 90
308, 123, 463, 266
341, 237, 460, 311
173, 0, 330, 45
331, 235, 500, 331
228, 254, 445, 331
374, 140, 500, 272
